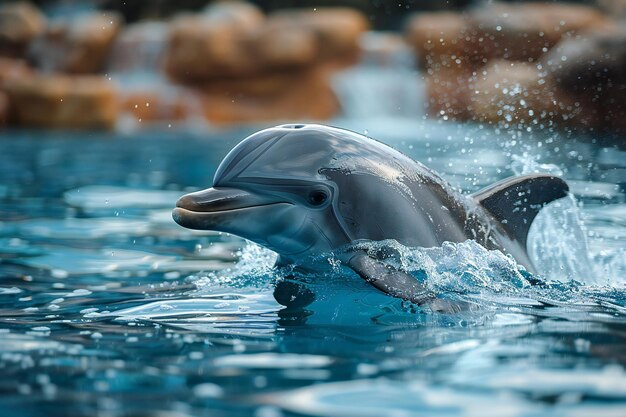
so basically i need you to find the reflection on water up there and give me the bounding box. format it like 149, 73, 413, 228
0, 121, 625, 416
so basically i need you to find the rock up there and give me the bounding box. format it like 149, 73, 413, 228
164, 14, 260, 82
202, 1, 264, 27
4, 75, 118, 129
406, 12, 470, 71
0, 58, 34, 125
269, 8, 369, 65
597, 0, 626, 18
200, 69, 313, 98
164, 1, 265, 82
0, 2, 45, 58
408, 3, 615, 71
160, 5, 378, 125
120, 90, 191, 123
544, 30, 626, 97
199, 68, 339, 125
31, 11, 123, 73
467, 2, 613, 62
0, 57, 32, 84
0, 90, 9, 126
543, 30, 626, 130
469, 60, 585, 127
249, 18, 319, 69
424, 68, 474, 120
165, 5, 367, 83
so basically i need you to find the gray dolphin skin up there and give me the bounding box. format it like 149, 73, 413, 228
173, 124, 568, 311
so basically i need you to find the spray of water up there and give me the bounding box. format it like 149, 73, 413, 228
184, 236, 624, 317
509, 153, 626, 285
191, 243, 277, 291
528, 195, 595, 281
343, 239, 529, 293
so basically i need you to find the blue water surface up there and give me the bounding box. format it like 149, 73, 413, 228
0, 120, 625, 417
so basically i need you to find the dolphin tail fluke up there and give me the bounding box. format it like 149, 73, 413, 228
471, 174, 569, 248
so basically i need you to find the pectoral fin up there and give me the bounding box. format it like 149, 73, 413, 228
347, 252, 477, 313
347, 252, 435, 305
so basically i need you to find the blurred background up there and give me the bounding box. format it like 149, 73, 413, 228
0, 0, 624, 134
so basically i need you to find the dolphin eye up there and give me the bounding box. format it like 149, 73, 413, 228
307, 189, 329, 206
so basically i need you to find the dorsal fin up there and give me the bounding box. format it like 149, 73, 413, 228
471, 174, 569, 247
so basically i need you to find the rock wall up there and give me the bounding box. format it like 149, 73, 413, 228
0, 0, 623, 133
162, 3, 366, 125
0, 1, 368, 130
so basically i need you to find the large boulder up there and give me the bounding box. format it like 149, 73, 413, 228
0, 57, 32, 84
199, 68, 339, 125
201, 0, 265, 27
597, 0, 626, 18
424, 68, 474, 120
0, 57, 34, 125
544, 30, 626, 97
543, 29, 626, 130
31, 12, 123, 73
406, 12, 470, 71
200, 68, 315, 98
120, 90, 191, 124
165, 17, 257, 82
469, 60, 588, 127
425, 60, 590, 126
406, 2, 613, 72
467, 2, 613, 62
164, 2, 265, 82
249, 18, 319, 70
164, 5, 368, 84
4, 75, 118, 129
0, 2, 45, 58
269, 8, 369, 66
0, 91, 8, 126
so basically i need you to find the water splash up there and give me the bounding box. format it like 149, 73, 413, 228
149, 236, 624, 322
510, 153, 624, 285
191, 242, 278, 290
528, 195, 594, 281
510, 153, 564, 177
345, 239, 531, 297
104, 243, 281, 336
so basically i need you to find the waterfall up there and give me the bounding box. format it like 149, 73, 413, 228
332, 31, 426, 120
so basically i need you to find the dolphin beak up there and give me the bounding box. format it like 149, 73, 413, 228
172, 187, 286, 231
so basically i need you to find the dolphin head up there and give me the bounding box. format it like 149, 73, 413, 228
173, 124, 365, 260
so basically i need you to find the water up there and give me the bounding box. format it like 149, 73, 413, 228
0, 121, 625, 417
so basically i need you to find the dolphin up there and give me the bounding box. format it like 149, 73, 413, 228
173, 124, 568, 311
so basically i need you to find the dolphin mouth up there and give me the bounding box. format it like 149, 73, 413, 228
175, 187, 284, 213
172, 187, 288, 230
